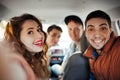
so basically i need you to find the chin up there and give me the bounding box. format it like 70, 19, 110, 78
36, 49, 43, 52
94, 47, 102, 50
92, 45, 103, 50
32, 48, 43, 53
52, 44, 56, 46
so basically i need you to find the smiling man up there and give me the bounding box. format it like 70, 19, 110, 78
84, 10, 120, 80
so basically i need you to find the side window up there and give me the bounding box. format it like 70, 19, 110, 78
115, 19, 120, 36
0, 20, 7, 40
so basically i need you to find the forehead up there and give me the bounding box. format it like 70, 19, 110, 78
22, 20, 40, 29
67, 21, 82, 28
86, 18, 109, 28
86, 18, 108, 26
49, 29, 61, 34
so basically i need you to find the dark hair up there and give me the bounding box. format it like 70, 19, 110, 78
64, 15, 83, 26
4, 13, 49, 78
47, 24, 62, 33
5, 13, 46, 42
85, 10, 111, 27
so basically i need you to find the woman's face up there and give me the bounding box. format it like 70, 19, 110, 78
20, 20, 45, 54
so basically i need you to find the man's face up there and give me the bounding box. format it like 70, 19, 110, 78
85, 18, 112, 49
46, 29, 61, 47
67, 21, 83, 42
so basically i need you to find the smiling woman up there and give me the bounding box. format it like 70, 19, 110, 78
20, 19, 45, 53
4, 13, 49, 80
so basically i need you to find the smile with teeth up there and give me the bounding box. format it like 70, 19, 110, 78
33, 40, 43, 47
93, 39, 103, 44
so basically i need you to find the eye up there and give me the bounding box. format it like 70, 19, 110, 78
28, 31, 33, 34
37, 29, 41, 32
69, 28, 72, 31
37, 28, 44, 35
51, 33, 57, 37
101, 27, 108, 31
37, 27, 43, 33
87, 28, 94, 32
75, 27, 80, 31
58, 35, 61, 38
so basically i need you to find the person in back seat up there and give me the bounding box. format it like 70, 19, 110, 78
45, 24, 63, 78
59, 15, 90, 80
46, 24, 62, 64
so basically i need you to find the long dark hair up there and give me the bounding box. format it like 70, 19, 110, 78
4, 13, 49, 78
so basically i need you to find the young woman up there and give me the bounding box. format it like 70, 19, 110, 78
4, 13, 49, 80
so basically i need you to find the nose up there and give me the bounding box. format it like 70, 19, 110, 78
35, 31, 44, 39
56, 37, 59, 43
71, 29, 75, 35
54, 37, 59, 43
94, 30, 101, 39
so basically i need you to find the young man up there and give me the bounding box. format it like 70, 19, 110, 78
46, 24, 62, 48
45, 24, 63, 79
61, 15, 89, 80
84, 10, 120, 80
62, 15, 89, 67
46, 24, 62, 62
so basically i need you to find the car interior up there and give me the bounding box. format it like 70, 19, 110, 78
0, 0, 120, 80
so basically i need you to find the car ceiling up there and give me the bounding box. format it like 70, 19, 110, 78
0, 0, 120, 24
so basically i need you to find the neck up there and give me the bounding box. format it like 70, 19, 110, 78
96, 49, 102, 55
74, 40, 80, 46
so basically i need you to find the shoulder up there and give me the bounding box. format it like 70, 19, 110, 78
63, 53, 90, 80
112, 36, 120, 48
116, 36, 120, 43
69, 42, 75, 47
10, 54, 36, 80
69, 53, 87, 60
68, 53, 89, 65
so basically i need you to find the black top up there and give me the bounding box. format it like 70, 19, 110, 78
63, 53, 90, 80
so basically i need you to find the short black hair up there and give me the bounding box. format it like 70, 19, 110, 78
47, 24, 62, 33
85, 10, 111, 28
64, 15, 83, 26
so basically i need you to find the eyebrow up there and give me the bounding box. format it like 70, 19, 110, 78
87, 25, 94, 28
99, 23, 107, 26
26, 27, 34, 31
26, 25, 41, 31
87, 23, 107, 28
